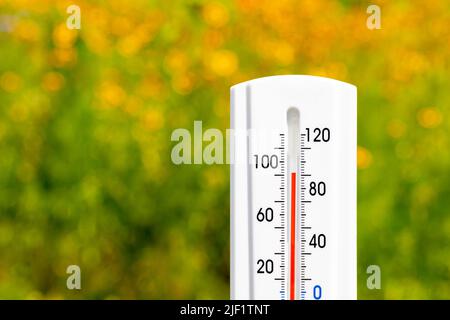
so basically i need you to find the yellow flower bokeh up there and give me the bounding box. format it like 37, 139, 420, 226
206, 50, 239, 77
41, 72, 65, 92
417, 107, 443, 129
0, 72, 21, 92
203, 2, 230, 28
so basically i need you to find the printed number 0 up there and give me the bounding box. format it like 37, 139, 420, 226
313, 285, 322, 300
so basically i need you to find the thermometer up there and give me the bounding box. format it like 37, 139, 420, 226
230, 75, 357, 300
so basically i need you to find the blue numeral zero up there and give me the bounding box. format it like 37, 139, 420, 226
313, 285, 322, 300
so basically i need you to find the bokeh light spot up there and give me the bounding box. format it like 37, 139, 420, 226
207, 50, 238, 77
202, 2, 229, 28
41, 72, 65, 92
0, 71, 21, 92
357, 146, 373, 169
417, 107, 442, 129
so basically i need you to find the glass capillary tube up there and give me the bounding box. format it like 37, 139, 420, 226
287, 107, 300, 300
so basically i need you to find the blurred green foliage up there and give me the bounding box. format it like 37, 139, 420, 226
0, 0, 448, 299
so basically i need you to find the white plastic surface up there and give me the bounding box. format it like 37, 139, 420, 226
230, 75, 357, 300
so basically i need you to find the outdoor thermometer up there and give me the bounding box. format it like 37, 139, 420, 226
230, 75, 357, 300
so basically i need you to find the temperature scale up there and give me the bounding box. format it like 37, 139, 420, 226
230, 75, 357, 300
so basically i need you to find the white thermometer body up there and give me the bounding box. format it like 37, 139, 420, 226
230, 75, 357, 300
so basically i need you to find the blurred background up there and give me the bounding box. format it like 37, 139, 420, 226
0, 0, 449, 299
